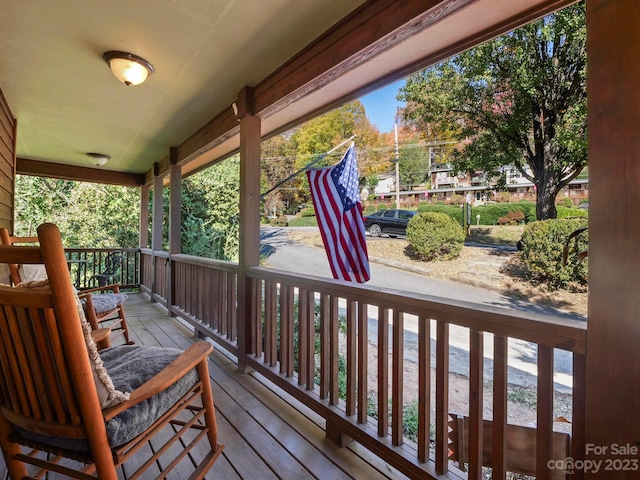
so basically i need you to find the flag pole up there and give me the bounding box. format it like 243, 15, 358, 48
260, 135, 356, 200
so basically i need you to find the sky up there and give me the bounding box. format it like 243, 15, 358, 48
358, 79, 406, 133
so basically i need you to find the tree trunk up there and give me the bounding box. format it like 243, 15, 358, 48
535, 177, 559, 220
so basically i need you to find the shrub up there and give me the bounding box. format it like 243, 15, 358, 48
406, 212, 465, 261
494, 191, 512, 202
475, 202, 536, 225
556, 197, 574, 208
518, 218, 588, 290
270, 215, 288, 227
496, 210, 525, 225
448, 194, 465, 205
376, 203, 388, 211
299, 207, 316, 217
557, 205, 587, 218
416, 203, 463, 224
364, 204, 376, 213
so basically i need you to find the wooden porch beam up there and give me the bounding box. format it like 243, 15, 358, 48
17, 158, 145, 187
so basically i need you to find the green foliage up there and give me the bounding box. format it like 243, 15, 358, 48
406, 212, 465, 261
182, 156, 240, 261
475, 202, 536, 225
299, 207, 316, 217
556, 197, 574, 208
16, 156, 241, 261
398, 136, 431, 187
556, 206, 587, 218
376, 204, 388, 211
416, 203, 463, 223
399, 2, 587, 220
288, 216, 318, 227
15, 176, 139, 248
417, 201, 537, 226
402, 400, 420, 442
364, 204, 376, 213
518, 218, 588, 289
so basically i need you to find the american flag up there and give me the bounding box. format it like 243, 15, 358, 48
306, 142, 370, 283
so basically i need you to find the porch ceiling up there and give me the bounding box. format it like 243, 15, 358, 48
0, 0, 574, 185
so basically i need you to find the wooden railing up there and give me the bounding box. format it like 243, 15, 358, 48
140, 252, 587, 480
65, 248, 139, 290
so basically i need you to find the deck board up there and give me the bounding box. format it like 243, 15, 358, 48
0, 293, 410, 480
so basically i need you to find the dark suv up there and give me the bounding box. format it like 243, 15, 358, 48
364, 209, 417, 237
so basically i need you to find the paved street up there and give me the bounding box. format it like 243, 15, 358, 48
260, 226, 584, 392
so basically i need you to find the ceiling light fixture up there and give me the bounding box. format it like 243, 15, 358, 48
87, 152, 111, 167
103, 51, 154, 86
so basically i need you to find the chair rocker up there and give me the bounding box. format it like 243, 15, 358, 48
0, 223, 223, 479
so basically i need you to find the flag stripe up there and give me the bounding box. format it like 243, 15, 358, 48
306, 143, 370, 283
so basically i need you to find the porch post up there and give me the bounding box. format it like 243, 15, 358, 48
151, 163, 163, 300
139, 184, 149, 249
167, 150, 181, 317
236, 86, 261, 372
586, 2, 640, 478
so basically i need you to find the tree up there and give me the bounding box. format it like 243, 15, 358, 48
399, 2, 586, 219
181, 156, 240, 261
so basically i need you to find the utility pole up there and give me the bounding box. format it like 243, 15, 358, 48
394, 123, 400, 208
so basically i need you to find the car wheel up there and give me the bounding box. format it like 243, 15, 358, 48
369, 224, 382, 237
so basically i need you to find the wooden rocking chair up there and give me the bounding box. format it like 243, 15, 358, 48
0, 227, 133, 347
0, 223, 223, 479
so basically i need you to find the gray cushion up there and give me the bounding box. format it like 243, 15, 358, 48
15, 345, 198, 452
86, 293, 127, 315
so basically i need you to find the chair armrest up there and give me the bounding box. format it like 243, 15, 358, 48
78, 284, 121, 295
90, 327, 112, 350
102, 341, 213, 420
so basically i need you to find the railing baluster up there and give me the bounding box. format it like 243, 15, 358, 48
305, 290, 315, 391
392, 310, 403, 446
378, 308, 389, 437
357, 302, 368, 424
329, 296, 339, 405
229, 272, 238, 341
435, 320, 449, 475
265, 281, 276, 366
346, 299, 356, 416
298, 288, 309, 387
251, 277, 261, 354
537, 345, 554, 480
319, 294, 329, 399
468, 329, 484, 480
492, 335, 508, 480
417, 315, 430, 463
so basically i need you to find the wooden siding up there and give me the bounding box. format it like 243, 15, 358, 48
0, 88, 15, 232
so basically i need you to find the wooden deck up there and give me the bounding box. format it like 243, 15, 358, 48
0, 292, 408, 480
125, 293, 412, 479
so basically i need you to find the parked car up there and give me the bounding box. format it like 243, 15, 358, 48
363, 209, 417, 237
